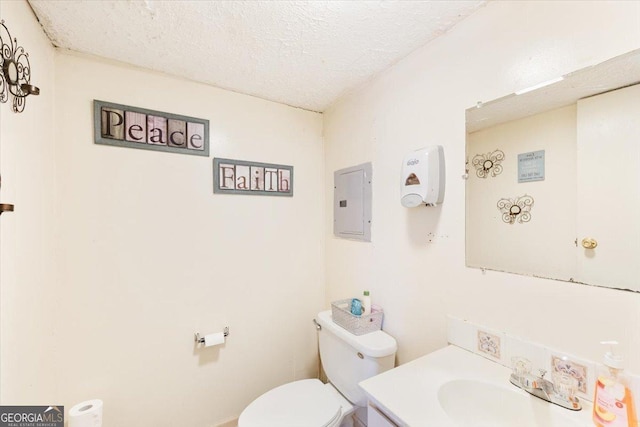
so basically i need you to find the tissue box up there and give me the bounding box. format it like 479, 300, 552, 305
331, 299, 383, 335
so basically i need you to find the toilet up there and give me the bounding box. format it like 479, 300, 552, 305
238, 310, 397, 427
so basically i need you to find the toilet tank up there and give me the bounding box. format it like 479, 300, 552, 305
316, 310, 397, 407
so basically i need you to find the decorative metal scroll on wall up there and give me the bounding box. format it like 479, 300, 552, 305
497, 194, 534, 224
93, 100, 209, 157
0, 20, 40, 113
472, 149, 505, 178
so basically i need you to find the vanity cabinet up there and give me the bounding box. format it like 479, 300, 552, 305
367, 403, 399, 427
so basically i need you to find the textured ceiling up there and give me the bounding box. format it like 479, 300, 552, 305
29, 0, 486, 112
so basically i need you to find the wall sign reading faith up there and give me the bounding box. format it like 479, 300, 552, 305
213, 158, 293, 197
93, 100, 209, 157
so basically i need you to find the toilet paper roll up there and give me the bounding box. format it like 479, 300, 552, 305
204, 332, 225, 347
69, 399, 103, 427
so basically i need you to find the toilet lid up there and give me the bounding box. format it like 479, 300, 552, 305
239, 379, 342, 427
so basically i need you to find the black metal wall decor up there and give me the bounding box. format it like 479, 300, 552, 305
0, 20, 39, 113
497, 195, 534, 224
472, 149, 505, 178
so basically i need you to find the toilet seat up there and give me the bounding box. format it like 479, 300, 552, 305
238, 379, 343, 427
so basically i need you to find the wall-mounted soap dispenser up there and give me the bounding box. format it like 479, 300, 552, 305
401, 146, 445, 207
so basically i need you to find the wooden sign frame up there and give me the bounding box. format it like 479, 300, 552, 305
213, 158, 293, 197
93, 100, 209, 157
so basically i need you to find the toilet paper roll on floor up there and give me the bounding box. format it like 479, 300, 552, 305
204, 332, 225, 347
69, 399, 103, 427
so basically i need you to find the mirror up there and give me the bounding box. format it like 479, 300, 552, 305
465, 49, 640, 293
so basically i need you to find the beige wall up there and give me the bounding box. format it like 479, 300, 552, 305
0, 0, 58, 404
1, 4, 325, 424
324, 0, 640, 370
50, 52, 324, 425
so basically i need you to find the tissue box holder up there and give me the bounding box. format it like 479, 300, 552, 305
331, 299, 383, 335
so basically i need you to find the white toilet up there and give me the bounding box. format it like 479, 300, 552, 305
238, 310, 397, 427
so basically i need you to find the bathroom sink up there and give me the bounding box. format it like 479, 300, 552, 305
359, 345, 592, 427
438, 379, 583, 427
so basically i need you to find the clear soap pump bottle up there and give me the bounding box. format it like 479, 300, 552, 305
592, 341, 638, 427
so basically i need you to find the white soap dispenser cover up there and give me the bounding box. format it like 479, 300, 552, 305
401, 146, 445, 207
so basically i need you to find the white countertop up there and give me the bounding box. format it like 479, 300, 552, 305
359, 345, 594, 427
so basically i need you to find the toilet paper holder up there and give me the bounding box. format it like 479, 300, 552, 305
194, 327, 230, 344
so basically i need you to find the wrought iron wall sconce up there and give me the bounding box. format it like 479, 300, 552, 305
472, 149, 505, 178
0, 202, 14, 215
0, 20, 39, 113
497, 194, 534, 224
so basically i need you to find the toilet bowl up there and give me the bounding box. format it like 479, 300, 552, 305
238, 310, 397, 427
238, 379, 353, 427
